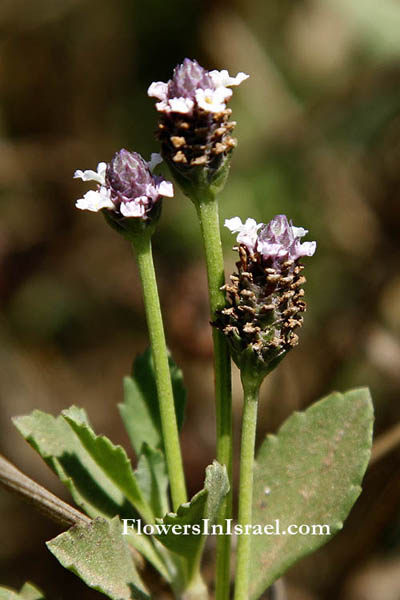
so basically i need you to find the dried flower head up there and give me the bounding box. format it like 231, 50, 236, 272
74, 150, 173, 223
148, 58, 249, 197
215, 215, 316, 379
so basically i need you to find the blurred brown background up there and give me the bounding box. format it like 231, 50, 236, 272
1, 0, 400, 598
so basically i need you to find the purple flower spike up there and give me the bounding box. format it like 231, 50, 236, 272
168, 59, 213, 102
148, 58, 248, 116
147, 59, 249, 192
215, 214, 316, 378
74, 150, 173, 221
258, 215, 316, 266
225, 214, 316, 269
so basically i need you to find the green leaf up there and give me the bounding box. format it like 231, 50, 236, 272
119, 348, 186, 456
12, 407, 170, 584
0, 583, 44, 600
62, 407, 153, 524
13, 409, 131, 520
125, 530, 172, 584
155, 461, 229, 581
249, 388, 374, 599
47, 517, 149, 600
135, 444, 169, 518
19, 585, 44, 600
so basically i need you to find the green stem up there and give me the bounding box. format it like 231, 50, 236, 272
182, 571, 209, 600
195, 195, 232, 600
234, 375, 260, 600
132, 233, 187, 511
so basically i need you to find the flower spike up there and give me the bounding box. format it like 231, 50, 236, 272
74, 150, 174, 237
215, 215, 316, 380
148, 58, 249, 198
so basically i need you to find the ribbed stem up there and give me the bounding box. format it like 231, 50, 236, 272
195, 196, 233, 600
234, 376, 259, 600
132, 233, 187, 511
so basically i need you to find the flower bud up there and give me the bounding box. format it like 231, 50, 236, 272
147, 58, 249, 199
214, 215, 316, 381
74, 150, 173, 238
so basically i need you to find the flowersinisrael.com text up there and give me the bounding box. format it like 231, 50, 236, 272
121, 519, 330, 537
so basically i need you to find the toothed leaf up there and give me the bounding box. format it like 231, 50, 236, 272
47, 517, 149, 600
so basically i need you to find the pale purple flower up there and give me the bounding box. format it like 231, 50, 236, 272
218, 215, 315, 373
224, 217, 262, 251
148, 58, 249, 115
74, 150, 173, 219
225, 214, 316, 266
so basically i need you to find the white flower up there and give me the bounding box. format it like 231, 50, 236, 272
156, 179, 174, 198
298, 241, 317, 256
75, 187, 114, 212
195, 87, 232, 113
168, 97, 195, 114
148, 78, 196, 113
225, 216, 243, 232
225, 217, 262, 250
226, 215, 317, 261
147, 153, 163, 172
148, 61, 249, 116
120, 197, 148, 218
209, 69, 249, 89
155, 97, 194, 114
147, 81, 168, 102
291, 226, 308, 238
74, 162, 106, 185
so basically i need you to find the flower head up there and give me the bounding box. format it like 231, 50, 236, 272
148, 58, 248, 116
74, 150, 173, 223
148, 59, 249, 197
226, 214, 316, 267
215, 215, 316, 380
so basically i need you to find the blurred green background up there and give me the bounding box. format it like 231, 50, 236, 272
1, 0, 400, 598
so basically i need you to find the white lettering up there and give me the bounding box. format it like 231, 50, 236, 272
121, 519, 136, 535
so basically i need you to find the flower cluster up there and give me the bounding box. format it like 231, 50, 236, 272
148, 59, 249, 193
148, 58, 248, 115
215, 215, 316, 378
74, 150, 173, 220
225, 216, 316, 264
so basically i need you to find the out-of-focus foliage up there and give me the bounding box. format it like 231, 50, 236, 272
1, 0, 400, 598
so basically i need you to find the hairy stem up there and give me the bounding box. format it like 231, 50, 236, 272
195, 196, 233, 600
0, 454, 145, 566
0, 454, 89, 528
234, 376, 260, 600
132, 233, 187, 511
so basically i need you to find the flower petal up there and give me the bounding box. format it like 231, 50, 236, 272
257, 241, 286, 259
74, 162, 106, 185
155, 100, 170, 112
298, 241, 317, 257
168, 97, 195, 114
225, 217, 261, 250
209, 69, 249, 88
237, 219, 261, 249
120, 198, 148, 218
195, 87, 231, 113
292, 226, 308, 238
225, 217, 244, 232
147, 81, 168, 101
156, 180, 174, 198
75, 187, 114, 212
